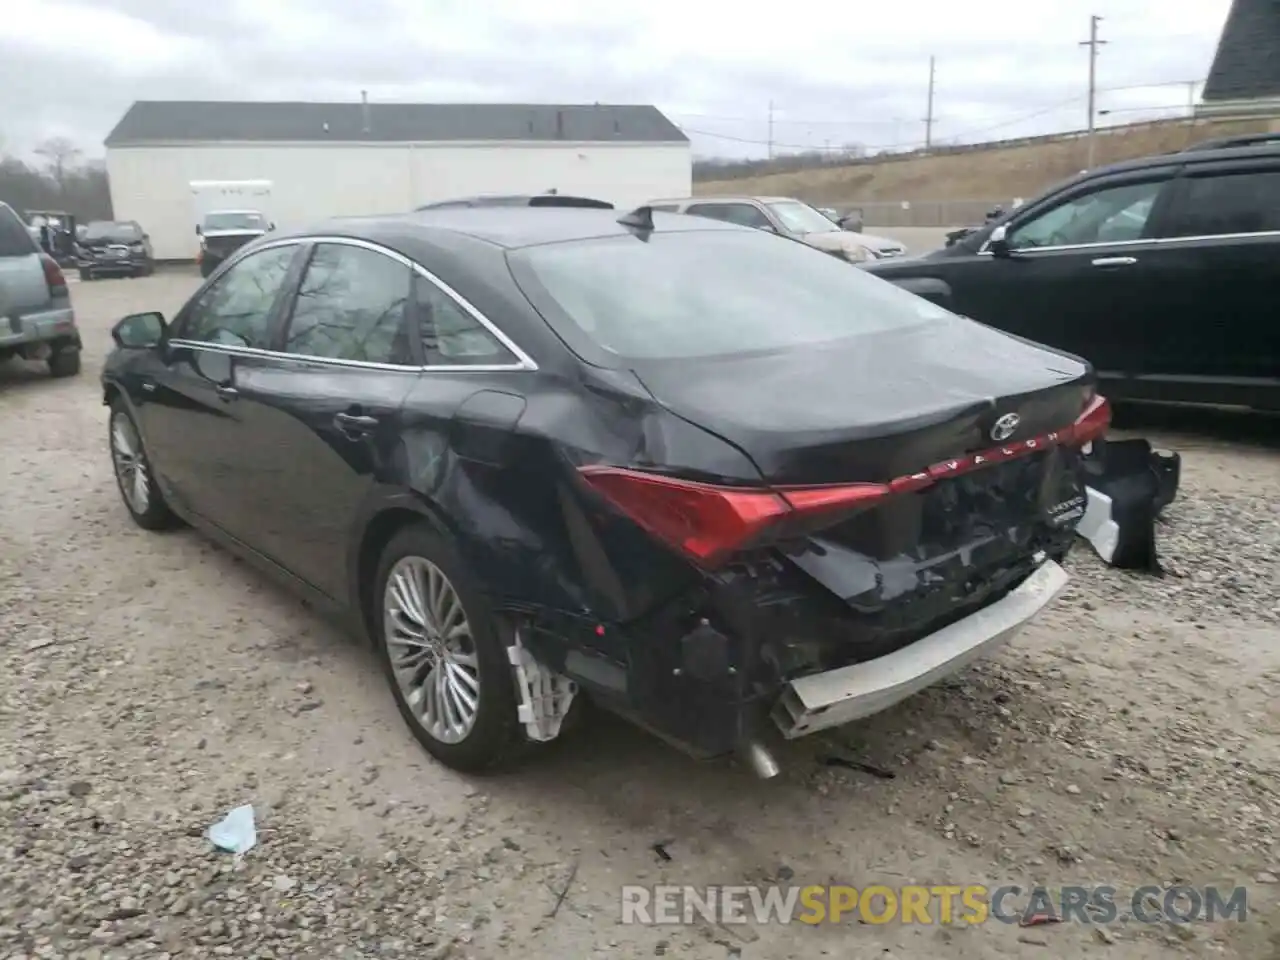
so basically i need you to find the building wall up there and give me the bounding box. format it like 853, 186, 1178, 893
105, 141, 692, 260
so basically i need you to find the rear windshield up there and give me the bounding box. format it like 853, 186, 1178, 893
83, 221, 141, 241
203, 212, 266, 231
0, 204, 36, 257
511, 229, 951, 361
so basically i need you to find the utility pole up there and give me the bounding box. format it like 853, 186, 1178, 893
1079, 15, 1107, 168
1186, 80, 1199, 117
924, 55, 936, 150
767, 100, 775, 159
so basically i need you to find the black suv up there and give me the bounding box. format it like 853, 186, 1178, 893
863, 133, 1280, 411
77, 220, 154, 280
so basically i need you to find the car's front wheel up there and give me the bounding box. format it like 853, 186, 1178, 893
373, 524, 523, 772
108, 400, 180, 530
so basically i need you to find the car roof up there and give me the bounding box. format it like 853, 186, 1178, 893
274, 207, 751, 251
651, 195, 795, 205
1069, 137, 1280, 186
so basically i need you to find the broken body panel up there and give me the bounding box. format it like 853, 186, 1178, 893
484, 326, 1106, 760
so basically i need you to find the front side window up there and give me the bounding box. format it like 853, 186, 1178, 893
180, 244, 298, 348
512, 229, 952, 361
1008, 180, 1165, 250
282, 243, 414, 365
686, 203, 773, 230
767, 200, 841, 234
414, 275, 516, 366
1168, 170, 1280, 237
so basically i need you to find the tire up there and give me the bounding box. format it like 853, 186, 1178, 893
47, 350, 80, 378
108, 399, 181, 531
372, 524, 525, 772
199, 260, 215, 279
79, 269, 91, 281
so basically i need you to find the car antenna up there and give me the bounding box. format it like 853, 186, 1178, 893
616, 204, 655, 235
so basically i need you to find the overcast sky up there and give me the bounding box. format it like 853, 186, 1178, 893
1, 0, 1234, 162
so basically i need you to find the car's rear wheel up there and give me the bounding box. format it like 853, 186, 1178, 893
108, 400, 180, 530
48, 349, 80, 378
79, 268, 92, 281
373, 524, 523, 772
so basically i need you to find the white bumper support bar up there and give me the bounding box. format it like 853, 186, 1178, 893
771, 559, 1069, 739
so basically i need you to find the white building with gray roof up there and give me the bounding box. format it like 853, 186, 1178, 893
104, 99, 691, 260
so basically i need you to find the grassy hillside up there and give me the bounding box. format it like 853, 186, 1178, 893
694, 117, 1277, 216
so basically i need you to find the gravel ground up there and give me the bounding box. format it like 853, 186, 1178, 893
2, 270, 1278, 960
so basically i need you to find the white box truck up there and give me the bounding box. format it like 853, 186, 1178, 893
190, 180, 275, 277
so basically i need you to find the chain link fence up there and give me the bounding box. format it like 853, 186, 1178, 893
841, 199, 1024, 228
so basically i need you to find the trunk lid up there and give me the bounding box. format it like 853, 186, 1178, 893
630, 314, 1091, 487
631, 316, 1094, 630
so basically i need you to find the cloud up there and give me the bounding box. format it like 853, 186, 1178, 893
0, 0, 1234, 160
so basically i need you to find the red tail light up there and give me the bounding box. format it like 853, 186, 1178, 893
577, 467, 887, 567
40, 254, 67, 298
578, 395, 1112, 569
1066, 393, 1111, 446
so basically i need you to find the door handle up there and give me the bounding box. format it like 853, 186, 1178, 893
334, 412, 379, 435
215, 384, 238, 401
1091, 256, 1138, 267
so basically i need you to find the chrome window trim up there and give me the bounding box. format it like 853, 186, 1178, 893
977, 229, 1280, 256
185, 234, 538, 373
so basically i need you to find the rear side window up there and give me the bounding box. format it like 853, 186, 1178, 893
0, 204, 36, 257
282, 243, 414, 365
414, 274, 517, 366
511, 230, 951, 361
1168, 170, 1280, 237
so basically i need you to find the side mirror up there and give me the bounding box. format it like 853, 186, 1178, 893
268, 222, 276, 231
111, 311, 166, 349
195, 224, 202, 236
988, 224, 1013, 258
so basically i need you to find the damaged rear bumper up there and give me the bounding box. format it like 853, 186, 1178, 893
771, 557, 1069, 738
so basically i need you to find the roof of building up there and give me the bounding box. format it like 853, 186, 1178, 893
104, 101, 689, 147
1203, 0, 1280, 102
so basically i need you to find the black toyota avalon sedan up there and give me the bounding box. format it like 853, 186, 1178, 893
100, 206, 1109, 775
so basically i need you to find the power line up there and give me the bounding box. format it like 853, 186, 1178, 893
665, 78, 1203, 127
680, 93, 1090, 152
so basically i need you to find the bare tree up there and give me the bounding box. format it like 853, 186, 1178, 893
34, 136, 82, 193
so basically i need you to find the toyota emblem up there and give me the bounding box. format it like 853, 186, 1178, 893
990, 413, 1021, 442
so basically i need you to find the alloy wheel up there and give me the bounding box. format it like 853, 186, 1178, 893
110, 412, 150, 514
383, 556, 482, 744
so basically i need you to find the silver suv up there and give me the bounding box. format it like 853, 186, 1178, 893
645, 196, 907, 260
0, 201, 82, 377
